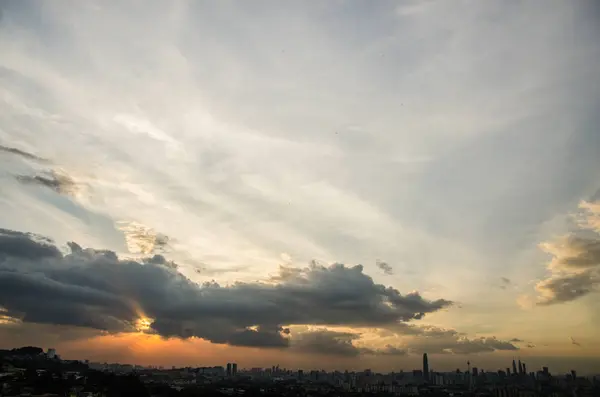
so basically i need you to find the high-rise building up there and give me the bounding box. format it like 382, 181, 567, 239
226, 363, 232, 377
423, 353, 429, 381
512, 360, 517, 375
522, 363, 527, 374
506, 368, 511, 376
232, 363, 238, 376
472, 367, 478, 377
518, 360, 523, 374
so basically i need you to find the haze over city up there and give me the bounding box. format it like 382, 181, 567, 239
1, 0, 599, 376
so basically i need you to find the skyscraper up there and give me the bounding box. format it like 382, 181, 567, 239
232, 363, 238, 376
522, 363, 527, 374
512, 359, 517, 375
518, 360, 523, 375
423, 353, 429, 381
226, 363, 232, 377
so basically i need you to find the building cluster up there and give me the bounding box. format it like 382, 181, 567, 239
1, 347, 599, 397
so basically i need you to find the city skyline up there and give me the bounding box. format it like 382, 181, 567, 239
1, 1, 600, 374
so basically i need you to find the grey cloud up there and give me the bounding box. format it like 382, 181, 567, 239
376, 260, 393, 275
500, 277, 511, 289
0, 228, 452, 350
0, 144, 49, 163
509, 338, 523, 342
570, 336, 582, 347
535, 199, 600, 304
371, 345, 408, 356
145, 254, 177, 269
292, 329, 362, 357
16, 170, 80, 196
0, 228, 61, 260
536, 269, 600, 305
526, 343, 536, 348
387, 323, 518, 355
548, 235, 600, 269
411, 336, 519, 355
291, 329, 408, 357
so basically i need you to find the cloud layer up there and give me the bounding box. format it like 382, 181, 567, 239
536, 200, 600, 305
0, 228, 451, 351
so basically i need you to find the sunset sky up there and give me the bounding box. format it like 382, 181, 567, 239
1, 1, 600, 374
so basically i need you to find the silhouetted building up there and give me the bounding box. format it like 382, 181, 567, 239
506, 368, 511, 376
232, 363, 237, 376
473, 367, 478, 377
423, 354, 429, 381
226, 363, 232, 377
512, 360, 517, 375
518, 360, 523, 374
571, 370, 577, 379
522, 363, 527, 374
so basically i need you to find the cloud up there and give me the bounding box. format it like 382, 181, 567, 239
0, 144, 48, 163
384, 322, 519, 355
570, 336, 582, 347
0, 228, 61, 260
292, 329, 362, 357
499, 277, 511, 290
509, 338, 523, 342
376, 260, 393, 275
291, 328, 408, 357
16, 170, 80, 196
117, 221, 171, 255
541, 235, 600, 270
0, 228, 452, 350
535, 200, 600, 305
536, 269, 599, 305
410, 335, 519, 355
527, 343, 536, 348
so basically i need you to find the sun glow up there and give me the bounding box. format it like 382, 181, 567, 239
135, 317, 152, 332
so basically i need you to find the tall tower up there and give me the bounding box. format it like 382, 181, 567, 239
423, 353, 429, 381
512, 359, 517, 375
518, 360, 523, 374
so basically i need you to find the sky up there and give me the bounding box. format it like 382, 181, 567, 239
1, 0, 600, 374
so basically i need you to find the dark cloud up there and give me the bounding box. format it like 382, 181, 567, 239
0, 228, 61, 260
536, 269, 599, 305
376, 260, 393, 275
411, 336, 519, 355
16, 170, 80, 196
291, 329, 407, 357
499, 277, 511, 289
386, 323, 518, 355
535, 200, 600, 304
0, 144, 49, 163
570, 336, 582, 347
545, 235, 600, 269
145, 254, 177, 269
0, 229, 452, 350
292, 329, 362, 357
509, 338, 523, 342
